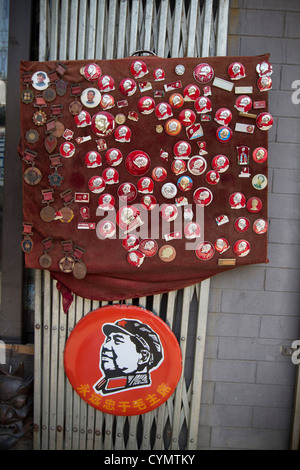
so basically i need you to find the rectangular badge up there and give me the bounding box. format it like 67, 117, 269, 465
75, 192, 90, 203
212, 77, 234, 92
164, 81, 182, 92
235, 86, 253, 94
253, 100, 266, 109
218, 259, 236, 266
235, 123, 255, 134
77, 223, 95, 229
164, 231, 182, 241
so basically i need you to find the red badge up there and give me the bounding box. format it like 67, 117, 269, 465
98, 193, 115, 210
193, 187, 213, 206
256, 112, 273, 131
229, 192, 246, 209
214, 238, 230, 254
252, 147, 268, 164
160, 204, 178, 222
205, 170, 220, 185
127, 250, 145, 267
74, 110, 91, 127
88, 176, 105, 194
194, 96, 212, 114
59, 141, 75, 158
228, 62, 246, 80
184, 222, 201, 239
126, 151, 151, 176
103, 167, 119, 185
137, 177, 154, 194
234, 217, 250, 233
138, 96, 155, 114
246, 197, 263, 213
85, 150, 102, 168
234, 95, 252, 113
115, 125, 131, 142
64, 305, 182, 416
91, 111, 115, 137
155, 102, 173, 120
173, 141, 191, 159
177, 175, 193, 192
122, 234, 140, 252
178, 109, 196, 127
253, 218, 268, 234
195, 241, 215, 260
117, 182, 137, 202
256, 61, 273, 77
214, 108, 232, 126
183, 84, 200, 101
139, 238, 158, 257
193, 63, 214, 84
153, 68, 165, 81
130, 60, 148, 79
169, 93, 184, 108
188, 156, 207, 175
83, 63, 102, 81
171, 159, 186, 175
257, 75, 272, 92
119, 78, 137, 96
211, 155, 229, 173
97, 220, 116, 239
141, 195, 156, 210
152, 166, 167, 182
105, 148, 123, 167
233, 239, 250, 257
98, 75, 115, 92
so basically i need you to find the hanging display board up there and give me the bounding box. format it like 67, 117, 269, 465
64, 304, 182, 416
19, 54, 271, 304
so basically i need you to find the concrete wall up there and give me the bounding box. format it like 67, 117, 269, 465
197, 0, 300, 450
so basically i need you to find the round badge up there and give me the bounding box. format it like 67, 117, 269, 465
159, 245, 176, 262
105, 148, 123, 167
115, 125, 131, 143
214, 238, 230, 254
127, 250, 145, 267
171, 159, 186, 175
64, 305, 182, 415
81, 88, 101, 108
116, 205, 142, 231
229, 192, 246, 209
39, 253, 52, 269
59, 255, 75, 273
184, 222, 201, 240
234, 217, 250, 233
234, 95, 252, 113
59, 206, 74, 224
216, 126, 233, 143
100, 94, 115, 110
152, 167, 167, 182
161, 182, 177, 199
83, 63, 102, 81
115, 113, 126, 125
256, 61, 273, 77
137, 177, 154, 194
256, 112, 273, 131
98, 75, 115, 92
169, 93, 184, 108
155, 102, 173, 120
183, 84, 200, 101
246, 197, 263, 213
40, 205, 56, 222
130, 60, 148, 79
257, 75, 272, 92
175, 64, 185, 75
122, 234, 140, 252
205, 170, 220, 185
193, 63, 214, 84
153, 68, 165, 81
52, 121, 65, 138
42, 87, 56, 102
73, 262, 87, 280
165, 119, 182, 136
138, 96, 155, 115
228, 62, 246, 80
188, 156, 207, 176
91, 112, 115, 137
173, 141, 191, 159
214, 108, 232, 126
126, 151, 151, 176
31, 71, 50, 90
25, 129, 39, 144
233, 239, 250, 257
212, 155, 230, 173
88, 176, 105, 193
141, 195, 156, 211
252, 147, 268, 164
252, 174, 268, 190
139, 239, 158, 257
98, 193, 115, 211
119, 78, 137, 96
69, 100, 83, 116
193, 187, 213, 206
59, 142, 75, 158
74, 110, 92, 127
33, 110, 47, 126
97, 220, 116, 239
103, 167, 119, 185
253, 218, 268, 234
85, 150, 102, 168
160, 204, 178, 222
194, 96, 212, 114
117, 182, 137, 202
178, 109, 196, 127
195, 241, 215, 260
177, 175, 193, 192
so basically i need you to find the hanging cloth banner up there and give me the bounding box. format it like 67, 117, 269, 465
19, 53, 271, 303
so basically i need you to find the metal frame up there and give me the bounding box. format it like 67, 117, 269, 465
33, 0, 230, 450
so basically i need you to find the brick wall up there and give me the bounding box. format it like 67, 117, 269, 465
197, 0, 300, 449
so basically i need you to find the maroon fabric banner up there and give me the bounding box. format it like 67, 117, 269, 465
19, 54, 270, 303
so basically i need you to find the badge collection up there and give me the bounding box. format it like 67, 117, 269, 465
20, 56, 271, 285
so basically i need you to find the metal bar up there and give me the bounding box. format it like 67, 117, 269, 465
171, 0, 183, 58
116, 0, 128, 58
49, 0, 59, 60
59, 0, 70, 60
95, 0, 106, 59
64, 296, 76, 449
39, 0, 47, 61
186, 278, 210, 450
87, 0, 98, 59
215, 0, 229, 56
157, 0, 168, 58
143, 0, 154, 51
129, 0, 140, 55
186, 0, 199, 57
106, 0, 117, 59
41, 270, 51, 450
56, 294, 67, 450
33, 270, 42, 450
69, 0, 79, 60
201, 0, 213, 57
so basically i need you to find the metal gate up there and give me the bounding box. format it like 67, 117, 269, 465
33, 0, 229, 450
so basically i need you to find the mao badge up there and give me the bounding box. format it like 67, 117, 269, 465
64, 305, 182, 416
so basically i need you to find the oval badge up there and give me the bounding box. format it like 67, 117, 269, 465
64, 305, 182, 416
